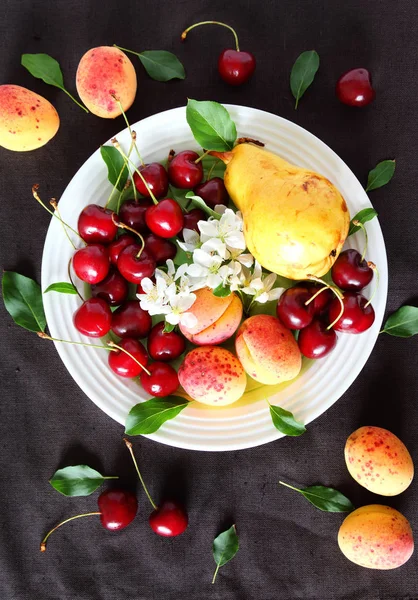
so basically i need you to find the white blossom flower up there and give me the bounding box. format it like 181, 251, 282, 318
198, 209, 245, 255
164, 290, 197, 328
137, 277, 170, 315
239, 261, 285, 303
177, 228, 200, 252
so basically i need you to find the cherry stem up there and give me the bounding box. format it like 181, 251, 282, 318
32, 186, 85, 244
107, 342, 151, 376
67, 259, 85, 302
181, 21, 240, 52
117, 180, 132, 214
194, 150, 210, 164
111, 94, 144, 166
206, 158, 221, 181
40, 512, 101, 552
304, 285, 329, 306
50, 199, 76, 250
111, 138, 158, 206
37, 332, 117, 352
167, 149, 175, 164
123, 438, 157, 509
364, 262, 379, 308
111, 214, 145, 259
352, 220, 369, 263
306, 275, 345, 330
104, 137, 136, 209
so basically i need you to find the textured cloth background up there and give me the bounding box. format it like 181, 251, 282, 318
1, 1, 418, 598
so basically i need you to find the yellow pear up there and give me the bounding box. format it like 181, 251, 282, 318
213, 144, 350, 280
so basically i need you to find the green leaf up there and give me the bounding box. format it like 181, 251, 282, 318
186, 99, 237, 151
268, 403, 306, 436
138, 50, 185, 82
279, 481, 354, 512
213, 283, 231, 298
366, 160, 396, 192
212, 525, 239, 584
348, 208, 378, 236
49, 465, 118, 497
381, 306, 418, 338
185, 192, 221, 219
290, 50, 320, 109
125, 396, 190, 435
2, 271, 46, 333
100, 146, 128, 191
44, 282, 78, 295
163, 322, 176, 333
21, 53, 88, 112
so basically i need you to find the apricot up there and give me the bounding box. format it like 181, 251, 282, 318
345, 426, 414, 496
235, 314, 302, 385
338, 505, 414, 569
179, 288, 243, 345
178, 346, 246, 406
76, 47, 137, 118
0, 85, 59, 151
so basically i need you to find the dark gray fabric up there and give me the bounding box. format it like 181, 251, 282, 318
1, 1, 418, 598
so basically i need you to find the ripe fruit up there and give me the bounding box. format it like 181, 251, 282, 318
149, 500, 189, 537
91, 268, 128, 306
140, 362, 180, 397
73, 298, 112, 338
108, 338, 148, 378
111, 300, 152, 339
72, 244, 110, 284
117, 245, 156, 284
145, 199, 184, 238
276, 286, 314, 329
133, 163, 169, 198
298, 318, 337, 359
331, 249, 373, 291
144, 233, 177, 265
305, 283, 334, 316
147, 322, 186, 361
168, 150, 203, 188
194, 177, 229, 208
108, 233, 136, 265
78, 204, 118, 244
119, 198, 152, 233
328, 292, 375, 333
181, 208, 206, 236
336, 68, 375, 107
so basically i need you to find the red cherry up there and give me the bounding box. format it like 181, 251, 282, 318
111, 300, 152, 339
109, 233, 136, 265
305, 283, 334, 316
117, 245, 156, 284
140, 362, 179, 397
168, 151, 203, 189
328, 292, 375, 333
194, 177, 229, 208
276, 286, 315, 330
77, 204, 118, 244
181, 208, 206, 238
108, 338, 148, 378
218, 49, 256, 85
298, 318, 338, 359
145, 199, 184, 238
147, 322, 186, 361
144, 233, 177, 265
336, 68, 375, 107
73, 298, 112, 338
97, 489, 138, 531
331, 249, 373, 291
119, 198, 153, 233
148, 500, 188, 537
133, 163, 169, 199
91, 268, 128, 306
72, 244, 110, 284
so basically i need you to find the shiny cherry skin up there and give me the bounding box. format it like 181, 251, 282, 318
133, 162, 169, 199
194, 177, 229, 208
276, 286, 315, 330
168, 151, 203, 189
111, 300, 152, 339
72, 244, 110, 284
328, 292, 375, 333
91, 268, 128, 306
218, 49, 256, 85
140, 362, 179, 397
181, 208, 206, 238
145, 233, 177, 265
109, 234, 136, 265
119, 198, 153, 233
147, 322, 186, 362
73, 298, 112, 338
336, 68, 375, 107
117, 245, 156, 284
97, 489, 138, 531
77, 204, 118, 244
331, 249, 373, 291
145, 199, 184, 238
108, 338, 148, 378
305, 283, 334, 316
148, 500, 188, 537
298, 318, 338, 359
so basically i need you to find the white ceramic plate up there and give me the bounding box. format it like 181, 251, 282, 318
41, 105, 387, 451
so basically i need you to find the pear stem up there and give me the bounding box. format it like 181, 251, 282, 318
306, 275, 345, 330
352, 220, 369, 263
181, 21, 240, 51
111, 214, 145, 259
108, 342, 151, 376
32, 186, 84, 243
40, 512, 101, 551
123, 438, 157, 509
364, 262, 379, 309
